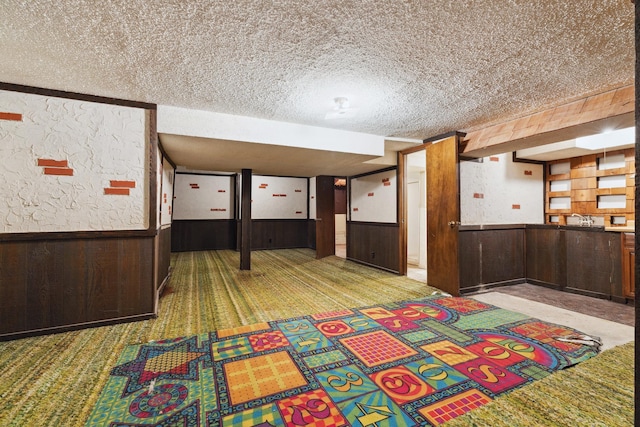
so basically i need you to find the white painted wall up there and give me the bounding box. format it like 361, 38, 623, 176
460, 153, 544, 225
335, 213, 347, 244
309, 176, 317, 219
350, 169, 397, 223
252, 175, 308, 219
0, 89, 148, 233
157, 106, 384, 157
160, 158, 174, 226
407, 169, 426, 268
173, 173, 234, 220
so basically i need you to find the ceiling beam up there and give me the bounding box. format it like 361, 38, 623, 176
461, 85, 634, 158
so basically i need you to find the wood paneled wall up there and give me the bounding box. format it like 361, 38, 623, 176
0, 83, 161, 340
171, 219, 314, 252
0, 237, 155, 340
347, 222, 400, 273
461, 225, 624, 302
459, 227, 525, 293
525, 227, 566, 289
171, 220, 237, 252
251, 219, 311, 250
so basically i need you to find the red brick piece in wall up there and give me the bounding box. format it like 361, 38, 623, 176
489, 157, 500, 162
512, 204, 521, 209
105, 188, 130, 195
110, 180, 136, 188
524, 170, 533, 176
473, 193, 484, 199
44, 167, 73, 176
218, 189, 226, 193
368, 192, 374, 197
0, 112, 22, 121
38, 159, 68, 167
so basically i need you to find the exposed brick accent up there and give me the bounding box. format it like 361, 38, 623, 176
0, 112, 22, 121
512, 204, 521, 209
473, 193, 484, 199
489, 157, 500, 162
44, 167, 73, 176
110, 180, 136, 188
38, 159, 68, 167
368, 192, 374, 197
524, 170, 533, 176
105, 188, 130, 195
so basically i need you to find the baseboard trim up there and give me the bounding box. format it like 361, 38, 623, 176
346, 257, 399, 274
0, 313, 156, 341
460, 278, 526, 294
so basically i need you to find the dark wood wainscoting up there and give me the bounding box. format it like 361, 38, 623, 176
171, 220, 237, 252
0, 236, 155, 340
460, 225, 624, 301
459, 226, 526, 293
565, 230, 622, 300
307, 220, 317, 250
252, 219, 312, 250
525, 226, 566, 290
347, 222, 399, 273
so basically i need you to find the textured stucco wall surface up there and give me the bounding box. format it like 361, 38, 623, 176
160, 157, 174, 226
0, 90, 148, 232
172, 173, 234, 220
350, 169, 397, 223
251, 176, 308, 220
460, 153, 544, 225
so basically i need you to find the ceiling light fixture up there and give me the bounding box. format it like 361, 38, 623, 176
334, 97, 350, 114
324, 96, 358, 120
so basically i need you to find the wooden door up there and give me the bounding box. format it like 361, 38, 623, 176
426, 135, 460, 295
315, 176, 335, 259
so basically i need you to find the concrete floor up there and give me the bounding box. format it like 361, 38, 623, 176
340, 251, 634, 350
406, 266, 634, 351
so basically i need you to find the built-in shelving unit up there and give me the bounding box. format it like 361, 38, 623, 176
546, 148, 634, 227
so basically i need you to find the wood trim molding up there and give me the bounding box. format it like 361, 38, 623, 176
0, 82, 156, 109
462, 85, 634, 158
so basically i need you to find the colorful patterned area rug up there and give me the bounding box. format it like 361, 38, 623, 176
87, 295, 599, 426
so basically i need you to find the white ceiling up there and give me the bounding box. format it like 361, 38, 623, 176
0, 1, 635, 176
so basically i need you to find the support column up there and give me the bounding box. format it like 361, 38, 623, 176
240, 169, 252, 270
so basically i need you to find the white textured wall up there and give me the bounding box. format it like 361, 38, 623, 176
309, 177, 317, 219
160, 158, 174, 226
0, 90, 148, 233
460, 153, 544, 225
172, 173, 234, 220
252, 175, 308, 219
350, 169, 397, 223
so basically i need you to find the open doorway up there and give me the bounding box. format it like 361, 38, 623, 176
334, 177, 347, 258
405, 150, 427, 282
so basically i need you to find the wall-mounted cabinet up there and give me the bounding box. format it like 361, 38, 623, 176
546, 148, 634, 227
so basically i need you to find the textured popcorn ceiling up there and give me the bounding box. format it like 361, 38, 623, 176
0, 1, 635, 173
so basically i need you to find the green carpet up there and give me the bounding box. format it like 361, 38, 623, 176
0, 249, 634, 426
